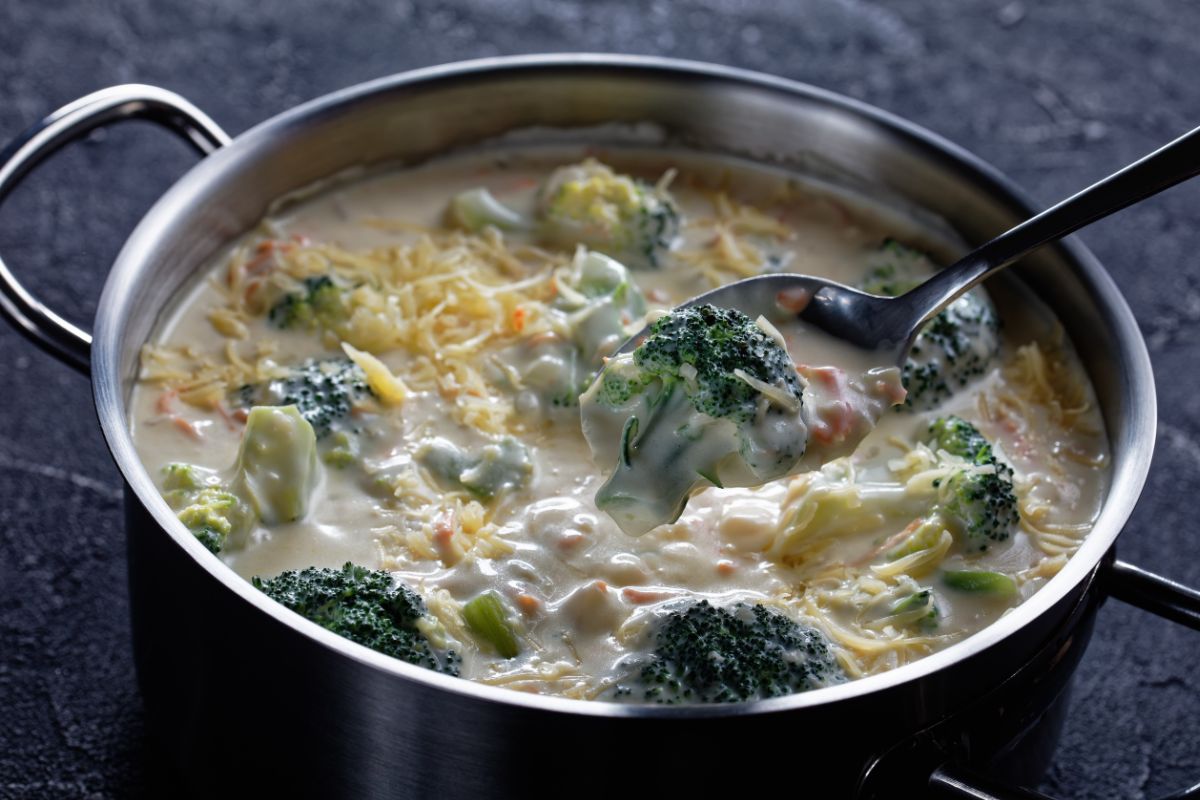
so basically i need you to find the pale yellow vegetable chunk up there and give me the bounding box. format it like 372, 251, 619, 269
233, 405, 320, 525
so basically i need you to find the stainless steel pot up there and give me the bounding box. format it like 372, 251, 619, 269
2, 55, 1198, 800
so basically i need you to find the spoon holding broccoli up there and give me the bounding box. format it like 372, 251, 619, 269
584, 122, 1200, 535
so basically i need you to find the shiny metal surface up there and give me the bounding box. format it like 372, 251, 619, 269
674, 121, 1200, 366
6, 55, 1164, 795
1108, 560, 1200, 631
0, 84, 230, 374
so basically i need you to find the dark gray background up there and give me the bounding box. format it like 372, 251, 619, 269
1, 1, 1197, 797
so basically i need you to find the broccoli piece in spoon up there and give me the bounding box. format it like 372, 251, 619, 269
581, 303, 807, 535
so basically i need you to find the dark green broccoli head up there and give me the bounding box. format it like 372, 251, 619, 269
636, 600, 844, 703
253, 563, 459, 675
236, 357, 371, 438
626, 304, 802, 423
269, 275, 346, 330
928, 416, 1019, 552
861, 241, 1000, 410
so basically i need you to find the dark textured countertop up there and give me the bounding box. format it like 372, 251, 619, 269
1, 1, 1197, 797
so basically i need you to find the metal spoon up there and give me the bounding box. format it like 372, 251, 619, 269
621, 124, 1200, 365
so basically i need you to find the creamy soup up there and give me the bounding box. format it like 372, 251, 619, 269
131, 147, 1109, 702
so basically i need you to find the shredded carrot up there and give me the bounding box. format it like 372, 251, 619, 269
156, 389, 179, 415
431, 510, 458, 562
244, 278, 263, 306
511, 306, 527, 333
810, 422, 834, 446
622, 587, 674, 604
171, 416, 202, 441
214, 404, 244, 432
515, 593, 541, 615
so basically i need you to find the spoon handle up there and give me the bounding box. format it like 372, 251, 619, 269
901, 123, 1200, 332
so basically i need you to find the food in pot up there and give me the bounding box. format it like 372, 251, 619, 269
131, 149, 1109, 702
580, 303, 901, 536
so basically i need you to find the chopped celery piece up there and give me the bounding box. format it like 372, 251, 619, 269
463, 592, 520, 658
942, 569, 1017, 595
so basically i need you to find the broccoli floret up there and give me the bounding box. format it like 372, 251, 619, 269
859, 240, 932, 297
236, 357, 371, 438
322, 430, 359, 468
928, 416, 1019, 553
633, 305, 802, 422
938, 470, 1019, 552
269, 275, 347, 330
629, 601, 844, 704
560, 250, 647, 368
581, 304, 806, 535
174, 487, 254, 554
929, 415, 995, 465
861, 241, 1000, 410
192, 525, 226, 555
162, 463, 255, 554
253, 562, 459, 674
160, 407, 322, 551
538, 159, 679, 270
162, 462, 205, 491
497, 250, 647, 416
232, 405, 321, 525
417, 436, 532, 501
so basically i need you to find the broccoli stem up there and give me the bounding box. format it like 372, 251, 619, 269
594, 387, 734, 535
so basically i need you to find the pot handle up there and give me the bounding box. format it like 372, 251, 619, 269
929, 559, 1200, 800
0, 84, 230, 374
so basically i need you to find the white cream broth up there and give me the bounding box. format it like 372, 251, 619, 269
131, 147, 1110, 698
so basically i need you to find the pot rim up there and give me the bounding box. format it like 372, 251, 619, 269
92, 53, 1157, 719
